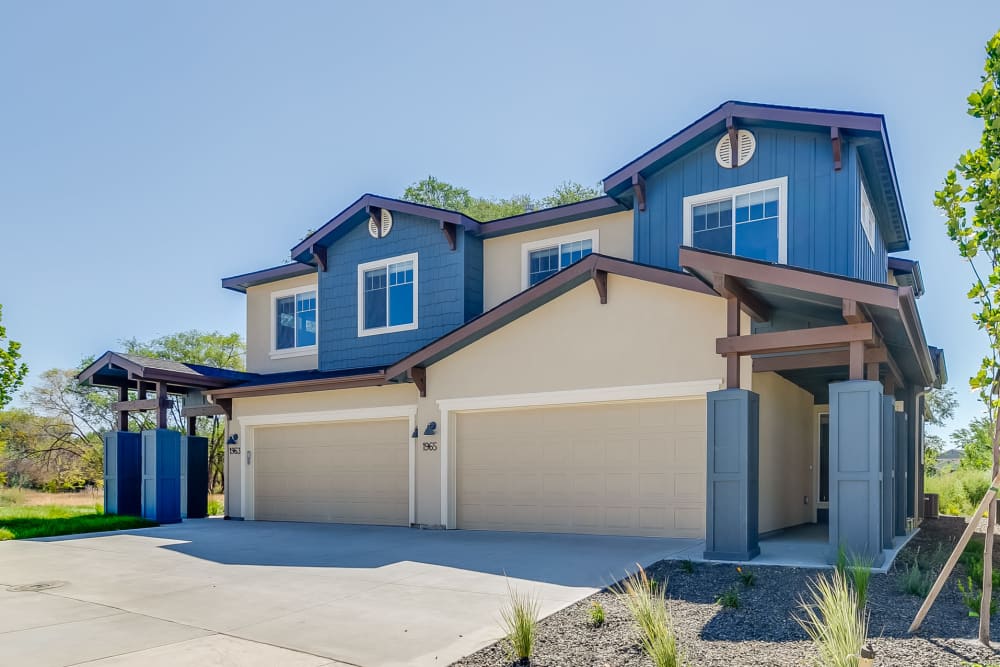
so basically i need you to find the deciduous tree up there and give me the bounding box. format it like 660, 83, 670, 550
0, 305, 28, 409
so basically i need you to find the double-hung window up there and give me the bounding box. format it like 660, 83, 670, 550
683, 177, 787, 264
272, 287, 317, 356
521, 231, 598, 289
358, 253, 418, 336
859, 178, 877, 251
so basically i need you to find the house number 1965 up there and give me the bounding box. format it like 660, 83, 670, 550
422, 442, 438, 452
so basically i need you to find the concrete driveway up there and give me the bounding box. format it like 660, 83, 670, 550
0, 520, 699, 666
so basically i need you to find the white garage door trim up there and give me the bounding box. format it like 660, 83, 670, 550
436, 379, 721, 529
237, 405, 418, 523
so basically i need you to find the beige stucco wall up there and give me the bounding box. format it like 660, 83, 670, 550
754, 371, 815, 534
232, 383, 417, 421
245, 273, 319, 374
431, 274, 727, 399
483, 211, 634, 309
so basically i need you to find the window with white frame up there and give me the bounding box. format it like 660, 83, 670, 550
358, 253, 418, 336
859, 178, 877, 252
273, 287, 317, 354
683, 177, 788, 264
521, 231, 598, 289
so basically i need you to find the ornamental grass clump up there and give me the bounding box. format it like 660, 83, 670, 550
614, 567, 684, 667
499, 581, 540, 665
588, 600, 606, 627
796, 570, 868, 667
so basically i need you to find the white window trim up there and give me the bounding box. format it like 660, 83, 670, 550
520, 229, 600, 290
859, 177, 877, 252
682, 176, 788, 264
435, 378, 723, 529
269, 284, 318, 359
357, 252, 419, 337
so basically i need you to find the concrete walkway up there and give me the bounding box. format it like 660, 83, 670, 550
0, 520, 697, 666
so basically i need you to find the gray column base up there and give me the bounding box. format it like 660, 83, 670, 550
704, 547, 761, 561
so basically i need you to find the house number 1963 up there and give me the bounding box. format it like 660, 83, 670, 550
422, 442, 438, 452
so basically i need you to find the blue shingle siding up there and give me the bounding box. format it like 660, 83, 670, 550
635, 128, 888, 283
317, 212, 483, 371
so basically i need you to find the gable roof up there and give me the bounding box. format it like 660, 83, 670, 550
221, 262, 316, 293
602, 100, 910, 252
78, 351, 255, 392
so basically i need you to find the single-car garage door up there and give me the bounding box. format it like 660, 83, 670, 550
253, 419, 408, 525
456, 399, 705, 537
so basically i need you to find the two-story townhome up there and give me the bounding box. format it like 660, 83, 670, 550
80, 101, 946, 564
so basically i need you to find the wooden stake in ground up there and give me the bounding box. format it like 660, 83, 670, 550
979, 406, 1000, 644
909, 470, 1000, 634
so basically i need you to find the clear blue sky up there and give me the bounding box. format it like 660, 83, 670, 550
1, 1, 998, 437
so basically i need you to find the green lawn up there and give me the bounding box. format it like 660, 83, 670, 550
0, 504, 156, 541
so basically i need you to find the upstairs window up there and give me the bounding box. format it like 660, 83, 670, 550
683, 177, 787, 264
521, 231, 598, 289
272, 287, 317, 356
358, 253, 418, 336
860, 178, 877, 251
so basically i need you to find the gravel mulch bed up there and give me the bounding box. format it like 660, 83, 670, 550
452, 517, 1000, 667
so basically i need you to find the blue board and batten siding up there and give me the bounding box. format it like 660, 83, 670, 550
635, 127, 888, 283
318, 212, 483, 371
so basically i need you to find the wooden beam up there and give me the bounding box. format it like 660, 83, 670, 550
215, 398, 232, 420
866, 361, 880, 381
312, 245, 327, 272
831, 127, 842, 171
726, 296, 741, 337
752, 346, 888, 373
111, 398, 160, 412
717, 322, 874, 357
726, 353, 740, 389
157, 382, 169, 429
842, 298, 864, 324
727, 115, 740, 167
410, 367, 427, 398
440, 221, 457, 251
181, 404, 228, 418
117, 386, 129, 431
849, 340, 865, 380
715, 275, 771, 322
631, 173, 646, 212
591, 268, 608, 304
187, 416, 197, 437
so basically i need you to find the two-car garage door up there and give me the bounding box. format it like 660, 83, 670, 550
253, 419, 409, 525
456, 399, 706, 538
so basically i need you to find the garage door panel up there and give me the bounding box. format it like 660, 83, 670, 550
254, 419, 408, 526
457, 400, 706, 538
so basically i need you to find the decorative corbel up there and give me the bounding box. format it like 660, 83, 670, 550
591, 267, 608, 304
312, 245, 328, 272
440, 221, 457, 251
410, 367, 427, 397
631, 173, 646, 212
831, 127, 842, 172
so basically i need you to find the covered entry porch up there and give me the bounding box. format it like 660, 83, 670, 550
680, 248, 944, 566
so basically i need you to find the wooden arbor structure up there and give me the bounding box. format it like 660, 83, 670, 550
78, 352, 243, 435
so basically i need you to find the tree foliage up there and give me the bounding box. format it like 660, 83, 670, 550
955, 416, 995, 471
0, 305, 28, 409
402, 176, 602, 222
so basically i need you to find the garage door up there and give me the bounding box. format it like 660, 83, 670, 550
253, 419, 408, 525
456, 399, 705, 537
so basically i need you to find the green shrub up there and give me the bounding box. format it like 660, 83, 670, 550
925, 469, 992, 516
796, 571, 868, 667
898, 561, 933, 597
0, 528, 13, 540
716, 586, 740, 609
957, 576, 998, 617
736, 566, 756, 587
207, 498, 224, 516
588, 600, 605, 627
499, 582, 540, 663
613, 568, 684, 667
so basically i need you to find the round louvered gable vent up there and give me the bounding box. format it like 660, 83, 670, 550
715, 130, 756, 169
368, 208, 394, 238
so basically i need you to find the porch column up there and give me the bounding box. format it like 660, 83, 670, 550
828, 380, 884, 566
895, 409, 908, 536
881, 396, 895, 549
140, 429, 182, 524
103, 431, 141, 516
704, 388, 760, 561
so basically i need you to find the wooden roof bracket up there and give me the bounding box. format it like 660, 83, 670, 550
367, 205, 384, 237
410, 367, 427, 397
631, 173, 646, 212
312, 245, 328, 272
591, 268, 608, 304
831, 127, 842, 172
714, 274, 771, 322
440, 221, 458, 251
727, 115, 740, 168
